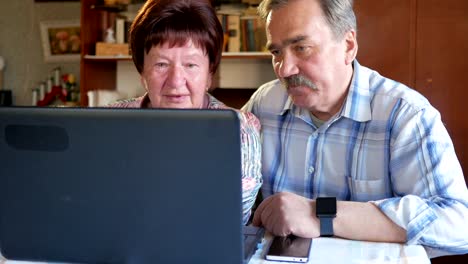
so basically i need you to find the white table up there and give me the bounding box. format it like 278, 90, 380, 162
249, 233, 430, 264
0, 233, 430, 264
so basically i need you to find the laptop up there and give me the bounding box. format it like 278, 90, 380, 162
0, 106, 264, 264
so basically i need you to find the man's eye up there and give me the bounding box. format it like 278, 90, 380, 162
186, 63, 198, 68
270, 50, 281, 56
295, 46, 309, 53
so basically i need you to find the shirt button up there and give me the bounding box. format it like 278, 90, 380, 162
308, 166, 315, 174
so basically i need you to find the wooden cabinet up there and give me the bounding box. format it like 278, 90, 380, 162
356, 2, 468, 260
354, 0, 416, 87
415, 0, 468, 188
355, 0, 468, 187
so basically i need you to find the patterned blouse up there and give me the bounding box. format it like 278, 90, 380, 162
109, 93, 263, 224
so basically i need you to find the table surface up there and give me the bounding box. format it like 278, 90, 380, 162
249, 233, 430, 264
1, 233, 430, 264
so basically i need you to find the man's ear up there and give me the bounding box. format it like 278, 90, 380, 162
344, 30, 358, 65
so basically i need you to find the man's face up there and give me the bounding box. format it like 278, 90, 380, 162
265, 0, 356, 118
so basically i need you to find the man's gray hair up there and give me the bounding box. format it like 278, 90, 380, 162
258, 0, 356, 40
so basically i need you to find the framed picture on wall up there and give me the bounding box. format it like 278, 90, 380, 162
40, 20, 81, 63
35, 1, 79, 2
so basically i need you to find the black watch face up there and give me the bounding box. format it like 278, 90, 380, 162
317, 197, 336, 215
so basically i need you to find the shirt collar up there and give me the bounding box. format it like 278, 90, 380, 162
278, 60, 372, 122
139, 93, 151, 108
280, 95, 294, 115
340, 60, 372, 122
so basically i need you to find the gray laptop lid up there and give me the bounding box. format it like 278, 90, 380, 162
0, 107, 246, 264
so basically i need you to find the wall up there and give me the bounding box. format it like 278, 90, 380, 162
0, 0, 80, 106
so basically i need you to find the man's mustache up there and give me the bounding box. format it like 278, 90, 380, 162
283, 74, 318, 90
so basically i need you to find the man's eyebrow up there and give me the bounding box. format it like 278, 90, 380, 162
266, 35, 309, 51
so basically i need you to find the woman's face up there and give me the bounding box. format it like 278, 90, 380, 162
141, 40, 212, 108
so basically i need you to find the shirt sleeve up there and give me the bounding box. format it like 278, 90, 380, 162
371, 105, 468, 257
237, 111, 263, 225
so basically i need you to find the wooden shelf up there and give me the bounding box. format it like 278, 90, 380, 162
90, 4, 127, 12
221, 52, 271, 59
84, 52, 270, 61
84, 54, 132, 60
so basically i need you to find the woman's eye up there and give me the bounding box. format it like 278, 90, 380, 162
155, 62, 168, 69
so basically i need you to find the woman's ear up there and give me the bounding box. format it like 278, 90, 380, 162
141, 77, 148, 92
206, 73, 213, 91
344, 30, 358, 65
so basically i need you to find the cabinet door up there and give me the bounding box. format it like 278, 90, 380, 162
354, 0, 416, 87
415, 0, 468, 179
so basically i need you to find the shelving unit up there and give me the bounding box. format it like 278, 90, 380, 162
84, 52, 270, 61
79, 0, 270, 107
80, 0, 116, 106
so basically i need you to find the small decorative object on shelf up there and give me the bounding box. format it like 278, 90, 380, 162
31, 88, 39, 106
95, 42, 130, 56
34, 67, 80, 107
104, 0, 131, 5
92, 0, 129, 11
0, 55, 13, 106
104, 28, 116, 43
104, 0, 118, 5
0, 56, 4, 90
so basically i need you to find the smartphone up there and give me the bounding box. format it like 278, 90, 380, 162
265, 235, 312, 263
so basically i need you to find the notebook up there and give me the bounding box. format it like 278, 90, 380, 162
0, 106, 264, 264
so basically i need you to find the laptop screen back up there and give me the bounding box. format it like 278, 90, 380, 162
0, 107, 244, 264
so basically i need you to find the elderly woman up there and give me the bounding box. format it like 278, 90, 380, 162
109, 0, 262, 224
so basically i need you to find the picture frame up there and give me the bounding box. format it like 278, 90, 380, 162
40, 20, 81, 63
35, 1, 79, 2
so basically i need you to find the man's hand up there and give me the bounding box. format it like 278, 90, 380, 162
252, 192, 320, 238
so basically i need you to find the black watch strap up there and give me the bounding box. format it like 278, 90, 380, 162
316, 197, 337, 237
319, 216, 334, 237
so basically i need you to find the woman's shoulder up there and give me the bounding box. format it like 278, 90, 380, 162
107, 96, 145, 108
236, 110, 261, 131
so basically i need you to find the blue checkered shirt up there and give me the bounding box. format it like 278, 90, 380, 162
243, 60, 468, 257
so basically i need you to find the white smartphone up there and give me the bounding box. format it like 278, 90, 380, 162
265, 235, 312, 263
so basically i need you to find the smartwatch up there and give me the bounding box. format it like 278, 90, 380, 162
315, 197, 337, 237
